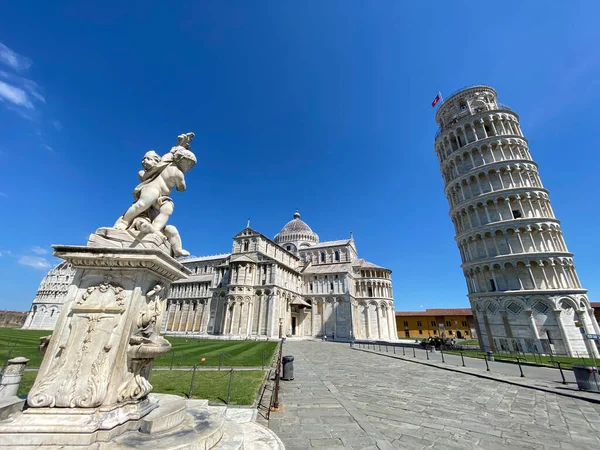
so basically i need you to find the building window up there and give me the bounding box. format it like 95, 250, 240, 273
417, 321, 422, 327
243, 241, 249, 251
465, 330, 469, 335
320, 252, 325, 262
445, 320, 451, 327
335, 251, 340, 262
431, 321, 436, 327
489, 279, 496, 292
309, 282, 313, 292
462, 321, 468, 327
368, 287, 373, 297
403, 321, 408, 327
512, 209, 522, 219
330, 282, 334, 291
286, 245, 291, 251
448, 330, 453, 335
433, 330, 437, 335
418, 329, 423, 335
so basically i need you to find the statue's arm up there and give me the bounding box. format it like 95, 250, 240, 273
175, 172, 186, 192
138, 170, 146, 182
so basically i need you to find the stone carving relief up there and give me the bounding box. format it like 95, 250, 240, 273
27, 280, 126, 408
118, 284, 171, 402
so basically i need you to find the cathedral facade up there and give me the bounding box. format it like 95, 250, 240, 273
161, 211, 397, 340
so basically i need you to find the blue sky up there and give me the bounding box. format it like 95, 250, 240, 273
1, 2, 599, 312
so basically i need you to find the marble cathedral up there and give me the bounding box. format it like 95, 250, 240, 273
24, 211, 397, 341
161, 211, 397, 340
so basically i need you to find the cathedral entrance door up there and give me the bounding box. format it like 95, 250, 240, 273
292, 317, 297, 335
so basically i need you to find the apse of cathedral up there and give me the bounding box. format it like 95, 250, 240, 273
162, 211, 397, 340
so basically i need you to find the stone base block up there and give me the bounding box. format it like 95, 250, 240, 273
0, 398, 158, 446
87, 227, 172, 256
0, 395, 285, 449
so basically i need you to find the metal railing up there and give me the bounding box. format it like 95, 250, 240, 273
270, 339, 283, 413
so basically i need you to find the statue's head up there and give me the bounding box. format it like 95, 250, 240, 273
141, 150, 162, 170
172, 146, 197, 173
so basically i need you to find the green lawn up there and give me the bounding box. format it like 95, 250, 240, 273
1, 327, 278, 369
17, 369, 266, 406
446, 349, 598, 370
153, 337, 278, 367
0, 328, 50, 366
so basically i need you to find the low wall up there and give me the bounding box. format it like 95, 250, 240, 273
0, 311, 27, 328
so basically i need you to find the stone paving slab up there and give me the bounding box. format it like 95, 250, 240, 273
262, 341, 600, 449
355, 345, 600, 404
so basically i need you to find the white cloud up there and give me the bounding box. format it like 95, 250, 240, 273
0, 42, 32, 72
0, 43, 48, 123
18, 255, 52, 270
30, 246, 49, 255
52, 120, 63, 131
0, 191, 7, 197
44, 145, 53, 152
0, 80, 34, 108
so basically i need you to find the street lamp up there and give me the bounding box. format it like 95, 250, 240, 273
278, 317, 283, 339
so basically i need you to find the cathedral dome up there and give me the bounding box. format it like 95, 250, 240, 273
274, 210, 319, 248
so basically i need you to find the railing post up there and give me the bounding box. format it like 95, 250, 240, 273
402, 346, 405, 356
412, 347, 416, 358
440, 347, 445, 363
516, 357, 525, 377
557, 361, 567, 385
227, 369, 234, 404
484, 355, 490, 371
460, 351, 465, 367
188, 365, 197, 399
219, 351, 224, 371
170, 351, 175, 370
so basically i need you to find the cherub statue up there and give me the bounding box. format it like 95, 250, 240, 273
114, 133, 196, 258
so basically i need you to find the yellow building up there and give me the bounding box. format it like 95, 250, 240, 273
395, 308, 477, 340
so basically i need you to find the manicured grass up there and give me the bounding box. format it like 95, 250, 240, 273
17, 369, 265, 406
153, 337, 278, 367
17, 371, 37, 396
0, 328, 50, 366
1, 327, 278, 369
150, 369, 266, 405
446, 349, 599, 370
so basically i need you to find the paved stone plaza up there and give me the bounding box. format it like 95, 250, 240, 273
265, 341, 600, 449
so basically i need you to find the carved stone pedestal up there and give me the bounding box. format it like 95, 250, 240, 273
0, 230, 190, 446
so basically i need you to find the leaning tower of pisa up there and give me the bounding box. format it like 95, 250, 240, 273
433, 85, 599, 357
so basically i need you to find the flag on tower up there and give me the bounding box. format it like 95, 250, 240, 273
431, 92, 442, 107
